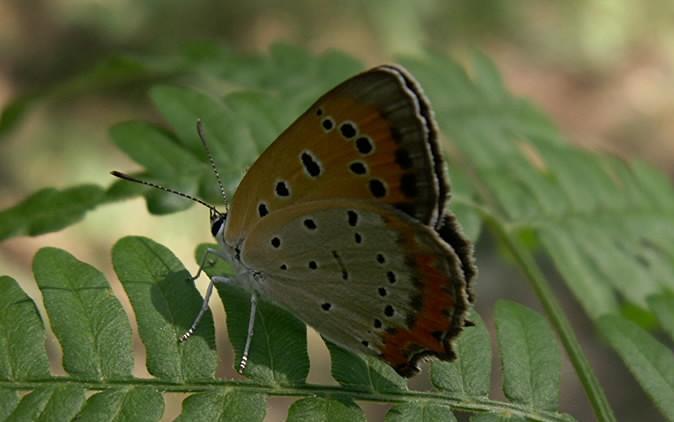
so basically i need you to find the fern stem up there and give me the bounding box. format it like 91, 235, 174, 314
2, 378, 573, 422
482, 212, 617, 422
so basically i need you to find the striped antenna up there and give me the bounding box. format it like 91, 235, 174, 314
110, 171, 222, 215
196, 119, 228, 206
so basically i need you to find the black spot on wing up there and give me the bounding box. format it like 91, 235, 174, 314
339, 122, 357, 139
347, 210, 358, 227
321, 117, 334, 131
355, 136, 374, 155
303, 218, 317, 230
258, 202, 269, 217
369, 179, 387, 197
300, 151, 321, 178
275, 181, 290, 197
349, 161, 367, 175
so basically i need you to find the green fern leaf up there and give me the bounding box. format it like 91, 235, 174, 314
599, 313, 674, 420
401, 55, 674, 319
0, 239, 574, 420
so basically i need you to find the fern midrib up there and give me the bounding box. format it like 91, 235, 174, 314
0, 377, 574, 422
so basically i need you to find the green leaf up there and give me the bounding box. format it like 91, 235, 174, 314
447, 166, 482, 242
431, 311, 490, 397
385, 401, 456, 421
75, 387, 164, 421
598, 315, 674, 420
470, 51, 508, 100
223, 91, 290, 153
149, 85, 258, 192
0, 185, 105, 241
220, 43, 363, 112
176, 390, 266, 422
6, 386, 85, 421
110, 121, 207, 213
195, 243, 309, 385
0, 238, 573, 420
536, 225, 617, 318
0, 53, 183, 141
325, 340, 406, 392
113, 237, 217, 382
220, 286, 309, 385
33, 248, 133, 380
401, 53, 673, 421
0, 276, 50, 380
495, 300, 560, 411
287, 397, 365, 422
0, 94, 36, 141
111, 122, 204, 178
0, 388, 19, 420
648, 293, 674, 341
402, 54, 674, 321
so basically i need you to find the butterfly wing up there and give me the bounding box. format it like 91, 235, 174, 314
240, 199, 470, 377
224, 65, 448, 246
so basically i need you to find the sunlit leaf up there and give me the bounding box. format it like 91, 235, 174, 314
33, 248, 133, 380
113, 237, 218, 382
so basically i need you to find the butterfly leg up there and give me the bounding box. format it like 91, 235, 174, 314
239, 292, 258, 374
190, 248, 228, 281
179, 275, 232, 342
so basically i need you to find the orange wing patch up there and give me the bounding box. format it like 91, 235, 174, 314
381, 255, 467, 377
376, 213, 470, 377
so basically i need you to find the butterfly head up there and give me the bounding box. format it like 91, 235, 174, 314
209, 208, 227, 239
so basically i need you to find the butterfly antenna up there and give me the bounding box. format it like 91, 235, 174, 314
110, 171, 221, 214
196, 119, 228, 206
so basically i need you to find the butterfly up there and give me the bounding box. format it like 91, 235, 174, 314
113, 64, 476, 377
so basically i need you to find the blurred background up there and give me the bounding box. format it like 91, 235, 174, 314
1, 1, 673, 420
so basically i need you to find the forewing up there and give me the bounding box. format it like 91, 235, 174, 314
224, 65, 447, 245
240, 199, 469, 377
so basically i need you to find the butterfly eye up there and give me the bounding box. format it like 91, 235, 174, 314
210, 214, 227, 237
